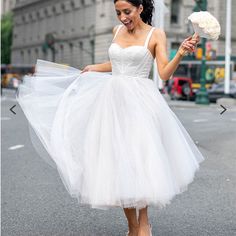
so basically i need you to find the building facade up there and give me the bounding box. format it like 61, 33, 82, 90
11, 0, 119, 68
11, 0, 236, 68
1, 0, 16, 17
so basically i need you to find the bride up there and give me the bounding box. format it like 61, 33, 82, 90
81, 1, 200, 235
16, 0, 203, 236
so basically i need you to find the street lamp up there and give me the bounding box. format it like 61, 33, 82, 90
193, 0, 210, 105
42, 33, 56, 62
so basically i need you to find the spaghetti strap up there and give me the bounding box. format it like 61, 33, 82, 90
112, 25, 123, 42
144, 27, 155, 48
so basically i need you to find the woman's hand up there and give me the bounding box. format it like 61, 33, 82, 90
178, 34, 200, 56
80, 64, 98, 74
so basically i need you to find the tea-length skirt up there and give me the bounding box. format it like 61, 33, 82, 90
16, 59, 205, 210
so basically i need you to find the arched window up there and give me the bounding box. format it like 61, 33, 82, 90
69, 43, 73, 51
52, 6, 56, 14
61, 3, 65, 11
44, 8, 48, 17
170, 0, 180, 24
22, 15, 25, 23
36, 11, 40, 19
35, 48, 39, 58
21, 50, 24, 62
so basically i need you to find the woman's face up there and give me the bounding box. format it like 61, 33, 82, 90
114, 1, 143, 30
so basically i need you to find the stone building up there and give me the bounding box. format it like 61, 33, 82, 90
11, 0, 236, 67
11, 0, 118, 68
1, 0, 16, 16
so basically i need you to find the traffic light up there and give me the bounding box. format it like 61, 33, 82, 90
193, 0, 207, 12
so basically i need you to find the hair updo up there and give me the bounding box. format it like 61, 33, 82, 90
113, 0, 155, 26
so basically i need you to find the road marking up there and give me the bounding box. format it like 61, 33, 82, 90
193, 119, 208, 122
8, 145, 24, 150
1, 117, 11, 121
231, 118, 236, 122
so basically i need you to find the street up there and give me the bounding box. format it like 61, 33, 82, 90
1, 88, 236, 236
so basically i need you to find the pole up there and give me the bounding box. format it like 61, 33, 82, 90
195, 0, 209, 104
224, 0, 231, 95
152, 0, 168, 89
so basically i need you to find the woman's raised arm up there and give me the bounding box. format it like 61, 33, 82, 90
154, 29, 199, 81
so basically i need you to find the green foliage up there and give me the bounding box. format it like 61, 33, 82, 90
1, 12, 13, 64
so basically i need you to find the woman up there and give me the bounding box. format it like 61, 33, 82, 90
82, 1, 201, 235
16, 0, 204, 236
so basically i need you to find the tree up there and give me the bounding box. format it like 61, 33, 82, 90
1, 12, 13, 64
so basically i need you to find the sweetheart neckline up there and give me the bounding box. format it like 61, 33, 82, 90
110, 42, 155, 60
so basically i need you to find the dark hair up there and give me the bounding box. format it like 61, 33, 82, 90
114, 0, 155, 26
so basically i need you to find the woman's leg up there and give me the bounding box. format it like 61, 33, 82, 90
138, 206, 151, 236
123, 208, 139, 235
138, 206, 149, 225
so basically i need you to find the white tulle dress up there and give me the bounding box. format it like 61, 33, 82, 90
16, 25, 205, 210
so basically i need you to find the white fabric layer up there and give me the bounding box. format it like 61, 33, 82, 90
16, 29, 205, 210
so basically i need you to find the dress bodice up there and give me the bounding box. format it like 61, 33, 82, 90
108, 25, 155, 79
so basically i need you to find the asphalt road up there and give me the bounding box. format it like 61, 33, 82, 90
1, 89, 236, 236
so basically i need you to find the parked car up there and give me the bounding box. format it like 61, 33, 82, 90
207, 81, 236, 102
1, 73, 21, 90
167, 77, 194, 100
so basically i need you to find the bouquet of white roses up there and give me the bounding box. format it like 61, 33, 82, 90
188, 11, 221, 40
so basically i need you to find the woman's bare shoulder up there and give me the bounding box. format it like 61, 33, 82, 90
152, 28, 167, 46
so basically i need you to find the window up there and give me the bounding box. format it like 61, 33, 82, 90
36, 11, 41, 20
61, 3, 65, 11
52, 6, 56, 14
21, 50, 24, 61
171, 0, 180, 24
44, 8, 48, 17
69, 43, 73, 52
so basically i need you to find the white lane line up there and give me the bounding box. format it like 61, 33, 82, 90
1, 117, 11, 121
230, 118, 236, 122
193, 119, 208, 123
8, 145, 24, 150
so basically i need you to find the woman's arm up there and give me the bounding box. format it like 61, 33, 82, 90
81, 61, 111, 73
80, 25, 120, 73
154, 29, 199, 81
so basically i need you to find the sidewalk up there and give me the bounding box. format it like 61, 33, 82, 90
163, 93, 236, 109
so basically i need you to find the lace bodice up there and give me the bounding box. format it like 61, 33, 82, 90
108, 25, 155, 79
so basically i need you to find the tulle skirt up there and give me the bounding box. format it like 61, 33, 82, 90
16, 59, 205, 210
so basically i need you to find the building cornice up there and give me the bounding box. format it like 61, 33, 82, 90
14, 0, 48, 10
